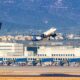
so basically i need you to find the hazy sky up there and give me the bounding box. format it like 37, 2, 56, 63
0, 0, 80, 35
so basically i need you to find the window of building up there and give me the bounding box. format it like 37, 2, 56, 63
55, 58, 58, 60
68, 54, 70, 56
59, 54, 61, 56
52, 54, 58, 56
33, 58, 35, 60
53, 54, 54, 56
61, 54, 63, 56
37, 54, 39, 56
45, 54, 46, 56
71, 54, 73, 56
56, 54, 58, 56
73, 54, 74, 56
63, 54, 65, 56
58, 58, 62, 60
66, 54, 68, 56
28, 58, 30, 60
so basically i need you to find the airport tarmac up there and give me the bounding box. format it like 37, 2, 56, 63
0, 66, 80, 77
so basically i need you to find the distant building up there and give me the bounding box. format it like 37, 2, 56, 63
66, 34, 74, 39
15, 35, 25, 40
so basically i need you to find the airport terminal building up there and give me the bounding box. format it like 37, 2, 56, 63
24, 41, 80, 63
0, 41, 80, 65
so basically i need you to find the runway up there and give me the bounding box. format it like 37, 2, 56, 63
0, 66, 80, 77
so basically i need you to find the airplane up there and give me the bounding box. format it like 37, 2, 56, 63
31, 27, 57, 41
32, 27, 57, 41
